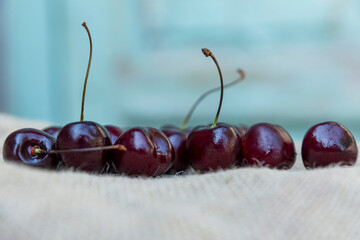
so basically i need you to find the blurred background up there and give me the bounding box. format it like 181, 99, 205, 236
1, 0, 360, 140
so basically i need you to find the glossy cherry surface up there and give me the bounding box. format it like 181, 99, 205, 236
301, 121, 358, 168
105, 125, 123, 144
112, 127, 174, 176
43, 126, 61, 139
188, 123, 242, 172
242, 123, 296, 169
161, 125, 189, 172
56, 121, 111, 172
3, 128, 58, 169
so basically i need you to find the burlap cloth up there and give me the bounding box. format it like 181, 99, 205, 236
0, 113, 359, 240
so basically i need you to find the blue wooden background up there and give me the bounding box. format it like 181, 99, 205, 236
1, 0, 360, 140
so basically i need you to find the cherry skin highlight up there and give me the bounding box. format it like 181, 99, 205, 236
242, 123, 296, 169
105, 125, 123, 144
301, 121, 358, 169
188, 123, 242, 172
43, 126, 61, 139
56, 121, 111, 172
112, 127, 174, 176
3, 128, 58, 169
161, 125, 189, 172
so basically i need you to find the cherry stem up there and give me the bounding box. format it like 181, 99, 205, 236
180, 69, 245, 130
31, 144, 127, 156
80, 22, 92, 122
202, 48, 224, 128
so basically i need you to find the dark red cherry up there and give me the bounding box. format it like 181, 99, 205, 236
162, 69, 245, 174
234, 124, 248, 139
3, 128, 58, 169
188, 123, 242, 172
232, 124, 248, 166
112, 127, 174, 176
56, 121, 111, 172
302, 121, 358, 169
187, 48, 243, 172
242, 123, 296, 169
43, 126, 61, 139
105, 125, 123, 144
161, 125, 189, 172
104, 125, 123, 174
164, 69, 245, 174
54, 23, 112, 173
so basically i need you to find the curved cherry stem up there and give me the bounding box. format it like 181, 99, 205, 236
180, 69, 245, 130
80, 22, 92, 122
31, 144, 127, 156
201, 48, 224, 128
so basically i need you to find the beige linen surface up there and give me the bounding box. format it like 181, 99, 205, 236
0, 113, 359, 240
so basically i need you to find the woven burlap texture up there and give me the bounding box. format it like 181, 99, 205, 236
0, 113, 359, 240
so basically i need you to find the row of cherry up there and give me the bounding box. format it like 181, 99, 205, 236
2, 22, 358, 176
2, 119, 357, 176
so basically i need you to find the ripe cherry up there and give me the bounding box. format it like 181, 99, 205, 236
187, 48, 242, 172
56, 122, 112, 172
105, 125, 123, 144
188, 122, 242, 172
43, 126, 61, 139
112, 127, 174, 176
161, 125, 189, 172
234, 124, 248, 139
103, 125, 124, 173
161, 69, 245, 173
56, 22, 111, 173
3, 128, 58, 169
242, 123, 296, 169
302, 121, 358, 168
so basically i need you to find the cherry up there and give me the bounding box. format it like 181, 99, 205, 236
161, 70, 245, 173
161, 125, 189, 172
242, 123, 296, 169
55, 22, 111, 173
188, 122, 242, 172
234, 125, 248, 139
56, 121, 112, 172
103, 125, 123, 173
2, 128, 58, 169
112, 127, 174, 176
301, 121, 358, 169
43, 126, 61, 139
187, 48, 242, 172
105, 125, 123, 144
